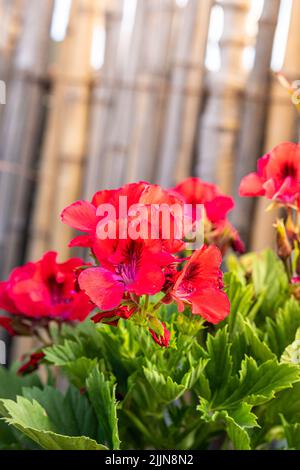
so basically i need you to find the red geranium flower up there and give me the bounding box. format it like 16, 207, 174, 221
171, 177, 243, 254
0, 251, 93, 335
61, 181, 185, 261
171, 177, 234, 224
149, 322, 170, 347
78, 239, 172, 310
239, 142, 300, 206
170, 245, 230, 324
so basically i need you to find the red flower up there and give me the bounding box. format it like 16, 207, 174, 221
239, 142, 300, 206
171, 177, 243, 254
0, 252, 93, 335
170, 245, 230, 324
171, 177, 234, 224
18, 351, 45, 375
78, 239, 171, 310
91, 305, 135, 326
61, 181, 185, 260
149, 322, 171, 347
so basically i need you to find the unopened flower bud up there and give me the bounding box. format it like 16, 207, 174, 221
275, 219, 292, 260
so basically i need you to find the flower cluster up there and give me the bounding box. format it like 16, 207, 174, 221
239, 142, 300, 208
239, 141, 300, 285
61, 181, 231, 346
0, 251, 92, 337
0, 179, 240, 350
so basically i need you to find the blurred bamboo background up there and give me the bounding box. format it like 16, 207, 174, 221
0, 0, 300, 357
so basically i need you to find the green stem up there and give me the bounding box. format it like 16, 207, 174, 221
143, 294, 149, 313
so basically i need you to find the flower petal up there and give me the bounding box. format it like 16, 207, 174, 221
239, 172, 265, 197
205, 195, 234, 223
61, 200, 97, 232
79, 267, 124, 310
191, 288, 230, 323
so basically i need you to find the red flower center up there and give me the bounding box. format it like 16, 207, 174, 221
281, 162, 297, 180
47, 276, 70, 305
116, 242, 142, 285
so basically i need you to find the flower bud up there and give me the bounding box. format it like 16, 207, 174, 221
275, 219, 292, 260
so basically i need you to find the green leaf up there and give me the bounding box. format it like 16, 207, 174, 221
281, 415, 300, 450
86, 366, 120, 450
226, 418, 251, 450
181, 359, 209, 389
263, 382, 300, 426
63, 357, 98, 389
205, 327, 233, 403
0, 366, 42, 449
21, 385, 98, 440
265, 298, 300, 357
230, 315, 275, 372
44, 339, 84, 365
251, 250, 288, 309
223, 357, 299, 407
224, 272, 255, 325
198, 400, 257, 450
143, 366, 185, 403
0, 366, 41, 399
0, 397, 107, 450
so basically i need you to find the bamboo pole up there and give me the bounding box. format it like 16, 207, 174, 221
29, 0, 96, 260
84, 0, 123, 199
157, 0, 213, 186
0, 0, 54, 279
99, 0, 147, 188
125, 0, 176, 183
251, 0, 300, 252
231, 0, 281, 247
0, 0, 25, 124
196, 0, 251, 195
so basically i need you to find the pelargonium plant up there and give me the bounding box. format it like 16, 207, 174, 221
0, 150, 300, 451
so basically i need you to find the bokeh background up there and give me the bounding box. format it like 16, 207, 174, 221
0, 0, 300, 358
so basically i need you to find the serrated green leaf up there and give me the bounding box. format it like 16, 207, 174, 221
198, 400, 257, 450
86, 366, 120, 450
265, 298, 300, 357
21, 385, 98, 440
205, 327, 233, 403
62, 357, 98, 388
231, 315, 275, 372
0, 397, 107, 450
181, 359, 208, 389
0, 366, 41, 398
224, 357, 299, 407
143, 367, 185, 403
44, 339, 84, 365
252, 250, 288, 307
263, 382, 300, 426
0, 366, 42, 450
281, 415, 300, 450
